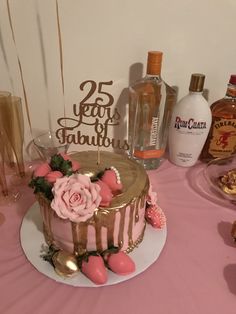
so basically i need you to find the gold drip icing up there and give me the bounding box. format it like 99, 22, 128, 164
37, 194, 54, 245
118, 207, 126, 248
106, 213, 116, 248
95, 223, 103, 252
71, 222, 79, 255
128, 203, 135, 246
134, 198, 140, 223
77, 222, 88, 256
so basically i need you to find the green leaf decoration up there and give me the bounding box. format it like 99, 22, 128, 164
102, 246, 119, 256
76, 250, 100, 268
96, 170, 105, 180
40, 245, 60, 267
29, 154, 79, 201
49, 154, 73, 176
29, 176, 54, 200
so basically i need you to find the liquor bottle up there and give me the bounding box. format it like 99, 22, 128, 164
128, 51, 176, 170
200, 75, 236, 161
168, 73, 212, 167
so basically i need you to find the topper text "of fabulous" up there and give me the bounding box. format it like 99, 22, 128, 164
56, 80, 129, 150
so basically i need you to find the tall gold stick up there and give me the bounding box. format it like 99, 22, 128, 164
97, 146, 100, 165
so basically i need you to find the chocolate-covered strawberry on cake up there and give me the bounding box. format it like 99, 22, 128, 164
29, 151, 166, 284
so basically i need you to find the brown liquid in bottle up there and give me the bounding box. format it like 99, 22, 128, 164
200, 75, 236, 162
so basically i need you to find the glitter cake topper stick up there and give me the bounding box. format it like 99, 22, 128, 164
97, 146, 100, 166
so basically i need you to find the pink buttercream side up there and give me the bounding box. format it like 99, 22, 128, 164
51, 216, 74, 253
113, 211, 121, 247
101, 227, 108, 251
40, 192, 146, 253
122, 205, 131, 250
87, 225, 96, 251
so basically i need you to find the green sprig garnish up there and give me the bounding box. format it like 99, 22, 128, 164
49, 154, 73, 176
29, 176, 54, 200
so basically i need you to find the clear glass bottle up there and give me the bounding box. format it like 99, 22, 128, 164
200, 75, 236, 162
128, 51, 176, 170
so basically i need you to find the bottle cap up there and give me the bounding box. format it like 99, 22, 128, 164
229, 75, 236, 85
147, 51, 163, 75
189, 73, 205, 92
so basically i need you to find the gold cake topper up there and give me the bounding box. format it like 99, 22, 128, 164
56, 80, 129, 151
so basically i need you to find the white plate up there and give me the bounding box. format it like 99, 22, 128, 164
20, 202, 167, 287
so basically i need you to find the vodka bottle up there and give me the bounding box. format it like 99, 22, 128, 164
128, 51, 176, 170
168, 73, 212, 167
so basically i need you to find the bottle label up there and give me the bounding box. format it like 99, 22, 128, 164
134, 149, 164, 159
174, 116, 207, 130
149, 117, 159, 145
209, 118, 236, 158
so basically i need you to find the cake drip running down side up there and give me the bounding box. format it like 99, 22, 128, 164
38, 180, 148, 255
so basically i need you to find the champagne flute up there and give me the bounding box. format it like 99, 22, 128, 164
0, 129, 8, 197
8, 96, 25, 177
0, 93, 21, 204
0, 92, 15, 173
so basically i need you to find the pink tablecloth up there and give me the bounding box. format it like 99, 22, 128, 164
0, 160, 235, 314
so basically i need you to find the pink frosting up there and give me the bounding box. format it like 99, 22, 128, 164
51, 174, 101, 223
42, 196, 146, 253
34, 163, 51, 177
45, 171, 63, 184
147, 184, 158, 206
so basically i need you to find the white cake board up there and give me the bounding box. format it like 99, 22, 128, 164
20, 202, 167, 287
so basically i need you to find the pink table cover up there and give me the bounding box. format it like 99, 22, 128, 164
0, 160, 235, 314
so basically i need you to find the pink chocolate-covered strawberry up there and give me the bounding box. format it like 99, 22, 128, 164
106, 251, 135, 275
59, 153, 72, 161
96, 180, 113, 207
34, 163, 51, 177
81, 255, 108, 285
145, 205, 166, 229
45, 171, 63, 184
101, 167, 123, 194
71, 160, 80, 172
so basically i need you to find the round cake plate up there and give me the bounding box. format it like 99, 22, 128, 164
20, 202, 167, 287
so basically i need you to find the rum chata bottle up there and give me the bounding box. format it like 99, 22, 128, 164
128, 51, 176, 170
168, 74, 212, 167
200, 75, 236, 162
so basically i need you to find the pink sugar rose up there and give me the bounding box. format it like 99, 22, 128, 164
51, 174, 101, 223
147, 184, 158, 206
45, 171, 63, 183
34, 163, 51, 177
